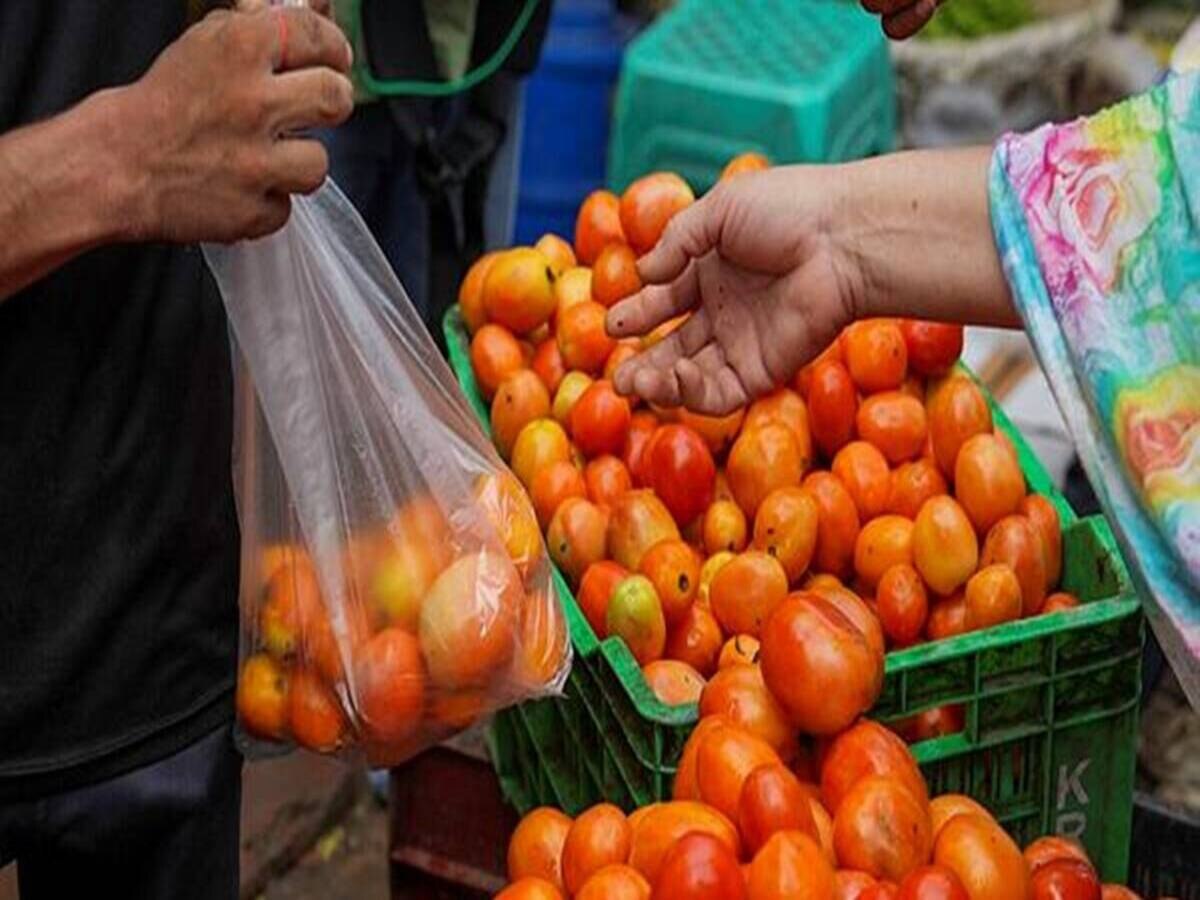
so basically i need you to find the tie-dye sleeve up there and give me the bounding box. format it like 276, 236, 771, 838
989, 73, 1200, 705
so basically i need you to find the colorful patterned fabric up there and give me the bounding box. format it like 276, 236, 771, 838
990, 72, 1200, 705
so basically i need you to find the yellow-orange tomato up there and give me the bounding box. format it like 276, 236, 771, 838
584, 454, 633, 509
964, 564, 1023, 631
592, 242, 642, 308
700, 664, 797, 764
912, 496, 979, 596
1042, 592, 1081, 613
719, 634, 761, 669
857, 392, 928, 465
508, 807, 573, 890
843, 320, 908, 393
876, 564, 929, 648
833, 442, 892, 522
574, 189, 626, 266
744, 389, 815, 475
474, 472, 543, 578
747, 831, 836, 900
665, 603, 724, 677
608, 490, 682, 571
704, 499, 749, 555
927, 375, 992, 477
929, 795, 993, 840
552, 371, 593, 426
511, 418, 572, 488
699, 551, 734, 605
819, 720, 928, 815
804, 471, 861, 579
933, 814, 1028, 900
721, 151, 770, 180
752, 486, 820, 583
483, 247, 557, 335
558, 300, 617, 374
619, 171, 695, 256
496, 877, 565, 900
710, 551, 789, 638
575, 865, 650, 900
695, 720, 784, 822
888, 459, 948, 520
926, 593, 967, 642
535, 232, 576, 277
604, 340, 640, 383
627, 801, 741, 885
955, 434, 1026, 534
470, 323, 525, 400
678, 407, 746, 457
727, 423, 805, 519
1019, 494, 1063, 590
980, 515, 1047, 616
640, 539, 701, 626
238, 653, 290, 741
562, 804, 633, 896
854, 515, 914, 590
833, 775, 933, 882
530, 459, 587, 529
607, 574, 668, 665
459, 250, 501, 334
554, 266, 593, 322
547, 497, 609, 585
492, 369, 552, 460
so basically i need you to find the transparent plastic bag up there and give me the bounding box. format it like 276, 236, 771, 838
203, 180, 569, 767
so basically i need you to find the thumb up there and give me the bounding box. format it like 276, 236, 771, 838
636, 190, 724, 286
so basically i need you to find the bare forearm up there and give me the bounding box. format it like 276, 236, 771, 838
833, 146, 1018, 328
0, 89, 136, 301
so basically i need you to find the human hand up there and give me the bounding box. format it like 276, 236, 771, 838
861, 0, 942, 39
606, 167, 863, 416
111, 3, 353, 243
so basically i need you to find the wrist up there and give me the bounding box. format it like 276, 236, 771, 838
78, 86, 153, 243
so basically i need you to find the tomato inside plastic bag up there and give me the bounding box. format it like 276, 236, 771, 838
203, 180, 570, 767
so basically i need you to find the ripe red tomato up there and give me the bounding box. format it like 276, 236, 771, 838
572, 380, 632, 459
1029, 860, 1100, 900
625, 411, 659, 486
653, 831, 747, 900
899, 321, 963, 377
809, 360, 858, 459
897, 865, 969, 900
644, 424, 717, 526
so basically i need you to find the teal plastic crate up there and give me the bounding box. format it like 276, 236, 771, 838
608, 0, 896, 192
444, 308, 1141, 881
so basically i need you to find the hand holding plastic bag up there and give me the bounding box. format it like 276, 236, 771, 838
204, 180, 569, 766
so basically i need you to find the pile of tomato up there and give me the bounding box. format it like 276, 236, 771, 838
461, 153, 1081, 740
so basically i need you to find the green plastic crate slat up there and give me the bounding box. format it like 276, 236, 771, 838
445, 308, 1142, 881
607, 0, 896, 193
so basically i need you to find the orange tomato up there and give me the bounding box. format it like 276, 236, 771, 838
746, 831, 837, 900
535, 232, 576, 277
575, 189, 627, 265
607, 574, 667, 665
532, 337, 566, 394
471, 323, 525, 400
511, 418, 572, 488
833, 442, 891, 522
925, 593, 967, 642
933, 814, 1028, 900
665, 603, 724, 677
547, 497, 609, 585
288, 667, 346, 752
558, 300, 617, 374
837, 871, 880, 900
1019, 494, 1063, 590
808, 799, 838, 867
619, 171, 695, 256
928, 795, 992, 840
483, 247, 557, 335
703, 499, 749, 554
640, 539, 701, 626
459, 250, 501, 334
744, 389, 815, 474
562, 803, 633, 896
808, 582, 886, 662
809, 359, 859, 459
899, 321, 963, 378
739, 763, 819, 855
833, 775, 933, 882
844, 320, 908, 393
575, 865, 651, 900
1042, 592, 1081, 613
492, 370, 552, 460
628, 801, 741, 885
927, 375, 992, 477
912, 496, 978, 596
530, 459, 587, 529
674, 716, 728, 801
678, 407, 746, 457
759, 593, 883, 735
474, 471, 543, 579
857, 392, 928, 465
1030, 860, 1101, 900
508, 807, 573, 890
700, 664, 797, 764
1023, 836, 1094, 874
624, 411, 660, 485
980, 515, 1047, 616
819, 720, 929, 815
751, 487, 820, 584
710, 551, 789, 638
719, 634, 762, 669
571, 379, 632, 459
876, 564, 928, 647
608, 490, 682, 570
955, 434, 1026, 534
496, 877, 565, 900
897, 866, 969, 900
592, 242, 643, 308
584, 454, 633, 509
653, 830, 747, 900
963, 564, 1022, 631
804, 471, 861, 579
696, 721, 784, 822
644, 424, 718, 526
355, 628, 425, 744
578, 560, 629, 638
888, 459, 948, 520
854, 515, 914, 590
721, 151, 771, 180
728, 423, 805, 519
605, 340, 641, 383
237, 653, 290, 741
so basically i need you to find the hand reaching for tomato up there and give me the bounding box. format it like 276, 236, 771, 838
607, 148, 1017, 416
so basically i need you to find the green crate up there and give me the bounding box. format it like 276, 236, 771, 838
444, 308, 1142, 881
607, 0, 896, 193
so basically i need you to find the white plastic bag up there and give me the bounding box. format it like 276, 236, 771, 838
204, 180, 569, 767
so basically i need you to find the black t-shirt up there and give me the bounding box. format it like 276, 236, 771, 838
0, 1, 239, 799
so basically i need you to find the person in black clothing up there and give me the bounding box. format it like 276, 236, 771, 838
0, 2, 353, 897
